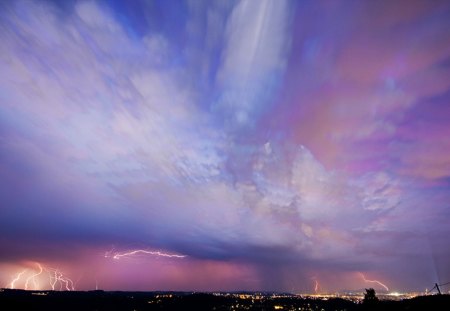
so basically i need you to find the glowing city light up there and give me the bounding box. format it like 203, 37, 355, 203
359, 272, 389, 291
105, 249, 187, 260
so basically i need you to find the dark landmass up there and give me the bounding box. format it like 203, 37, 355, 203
1, 289, 449, 311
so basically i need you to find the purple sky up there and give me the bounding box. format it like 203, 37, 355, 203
1, 0, 450, 293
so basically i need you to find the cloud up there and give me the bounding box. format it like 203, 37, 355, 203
213, 0, 293, 128
0, 0, 449, 291
0, 0, 222, 249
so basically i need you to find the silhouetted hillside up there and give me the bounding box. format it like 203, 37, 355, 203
0, 289, 449, 311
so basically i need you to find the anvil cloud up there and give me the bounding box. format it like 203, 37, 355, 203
1, 0, 449, 292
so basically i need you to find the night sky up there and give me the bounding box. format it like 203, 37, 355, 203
1, 0, 450, 293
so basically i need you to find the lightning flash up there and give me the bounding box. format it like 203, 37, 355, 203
8, 262, 75, 291
311, 277, 320, 294
48, 268, 75, 291
105, 249, 186, 260
9, 270, 27, 289
359, 272, 389, 291
25, 263, 43, 290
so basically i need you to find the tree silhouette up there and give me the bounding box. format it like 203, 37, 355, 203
363, 288, 379, 305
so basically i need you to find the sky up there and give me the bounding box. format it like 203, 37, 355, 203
0, 0, 450, 293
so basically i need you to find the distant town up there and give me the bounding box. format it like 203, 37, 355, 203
1, 288, 449, 310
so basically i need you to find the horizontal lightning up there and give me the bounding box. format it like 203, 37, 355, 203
105, 249, 187, 260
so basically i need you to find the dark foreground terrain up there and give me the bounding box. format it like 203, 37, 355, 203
1, 289, 449, 311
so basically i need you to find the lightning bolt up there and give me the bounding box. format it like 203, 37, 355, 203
9, 270, 27, 289
105, 249, 186, 260
9, 263, 75, 291
25, 263, 43, 290
359, 272, 389, 291
49, 269, 58, 290
311, 277, 320, 294
48, 268, 75, 291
